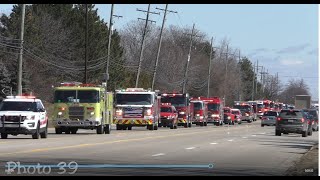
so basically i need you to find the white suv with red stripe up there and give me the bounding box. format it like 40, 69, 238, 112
0, 96, 48, 139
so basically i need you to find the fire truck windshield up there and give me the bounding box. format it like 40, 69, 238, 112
116, 94, 152, 105
0, 101, 37, 112
193, 102, 203, 110
207, 104, 219, 111
161, 107, 172, 112
234, 105, 251, 112
161, 97, 186, 107
257, 104, 264, 108
54, 90, 99, 103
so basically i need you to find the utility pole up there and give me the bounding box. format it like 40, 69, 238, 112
238, 50, 241, 100
17, 4, 25, 95
256, 60, 259, 95
207, 37, 213, 97
135, 4, 159, 88
182, 23, 201, 93
151, 4, 177, 90
105, 4, 123, 91
224, 45, 229, 105
252, 62, 255, 101
84, 4, 88, 84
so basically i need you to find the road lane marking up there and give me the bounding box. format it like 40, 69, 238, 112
210, 143, 218, 145
152, 153, 165, 157
227, 132, 230, 134
251, 135, 257, 136
227, 139, 234, 142
242, 137, 247, 138
260, 132, 266, 134
0, 124, 260, 156
185, 147, 195, 150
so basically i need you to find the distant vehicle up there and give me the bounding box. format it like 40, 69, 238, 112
223, 107, 236, 125
256, 101, 265, 119
0, 95, 48, 139
231, 108, 242, 124
159, 103, 178, 129
198, 96, 224, 126
190, 98, 208, 126
302, 109, 318, 131
295, 95, 311, 109
261, 111, 278, 127
233, 103, 254, 123
276, 109, 312, 137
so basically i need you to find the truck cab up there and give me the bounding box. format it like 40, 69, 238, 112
159, 103, 178, 129
190, 98, 208, 126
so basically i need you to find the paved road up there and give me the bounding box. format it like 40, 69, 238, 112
0, 121, 318, 176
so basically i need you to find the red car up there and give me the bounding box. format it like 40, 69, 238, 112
223, 107, 236, 125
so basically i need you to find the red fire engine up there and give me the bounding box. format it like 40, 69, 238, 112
160, 93, 193, 128
198, 96, 224, 126
190, 98, 208, 126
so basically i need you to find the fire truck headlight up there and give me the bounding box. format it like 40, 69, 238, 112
245, 113, 249, 116
211, 114, 219, 118
90, 112, 95, 116
227, 116, 231, 120
258, 111, 262, 113
196, 114, 200, 117
179, 112, 185, 115
58, 112, 63, 116
116, 109, 123, 116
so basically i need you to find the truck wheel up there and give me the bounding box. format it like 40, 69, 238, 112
55, 127, 62, 134
71, 128, 78, 134
153, 125, 158, 130
116, 124, 121, 130
1, 133, 8, 139
96, 125, 104, 134
184, 123, 188, 128
65, 128, 71, 134
122, 126, 127, 130
32, 124, 40, 139
127, 126, 132, 130
302, 131, 308, 137
275, 130, 281, 136
261, 124, 264, 127
200, 122, 204, 126
308, 130, 312, 136
40, 125, 48, 138
204, 122, 207, 126
170, 124, 174, 129
174, 125, 177, 129
105, 124, 112, 134
188, 123, 192, 128
238, 121, 242, 125
147, 125, 153, 130
158, 123, 162, 127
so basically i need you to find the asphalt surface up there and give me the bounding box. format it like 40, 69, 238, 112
0, 120, 318, 176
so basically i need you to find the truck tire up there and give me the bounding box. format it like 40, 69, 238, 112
204, 122, 207, 126
105, 124, 112, 134
184, 123, 188, 128
147, 125, 153, 130
32, 124, 40, 139
308, 130, 312, 136
188, 123, 192, 128
153, 125, 158, 130
116, 124, 121, 130
170, 124, 174, 129
200, 122, 204, 126
127, 126, 132, 130
96, 125, 104, 134
275, 130, 281, 136
174, 125, 177, 129
40, 125, 48, 138
65, 128, 71, 134
1, 133, 8, 139
302, 131, 308, 137
71, 128, 78, 134
261, 124, 264, 127
55, 127, 63, 134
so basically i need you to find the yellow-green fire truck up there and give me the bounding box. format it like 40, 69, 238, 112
52, 82, 113, 134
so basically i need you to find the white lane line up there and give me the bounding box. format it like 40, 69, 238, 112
242, 137, 248, 138
227, 132, 230, 134
152, 153, 165, 157
251, 135, 257, 136
260, 132, 266, 134
227, 139, 234, 142
210, 142, 218, 145
185, 147, 196, 150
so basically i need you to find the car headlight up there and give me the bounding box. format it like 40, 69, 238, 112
90, 112, 95, 116
245, 113, 249, 116
27, 115, 35, 120
227, 116, 231, 119
211, 114, 219, 117
179, 112, 185, 115
196, 114, 200, 117
58, 112, 62, 116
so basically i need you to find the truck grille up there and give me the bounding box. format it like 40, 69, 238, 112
69, 106, 84, 120
1, 116, 26, 122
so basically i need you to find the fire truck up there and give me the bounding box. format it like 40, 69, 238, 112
160, 93, 193, 128
256, 100, 265, 119
198, 96, 223, 126
52, 82, 113, 134
233, 102, 254, 123
263, 99, 272, 112
190, 98, 208, 126
247, 100, 258, 121
113, 88, 160, 131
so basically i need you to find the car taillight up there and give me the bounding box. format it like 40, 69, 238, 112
301, 118, 305, 123
277, 117, 281, 121
145, 109, 152, 116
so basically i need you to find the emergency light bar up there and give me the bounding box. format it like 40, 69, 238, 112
61, 82, 82, 86
6, 96, 36, 99
161, 103, 171, 106
126, 88, 146, 92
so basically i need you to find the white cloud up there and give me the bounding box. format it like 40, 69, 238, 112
280, 59, 304, 65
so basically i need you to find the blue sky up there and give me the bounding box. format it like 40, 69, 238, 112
0, 4, 318, 100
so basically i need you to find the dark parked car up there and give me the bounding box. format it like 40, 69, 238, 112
302, 109, 318, 131
276, 109, 312, 137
